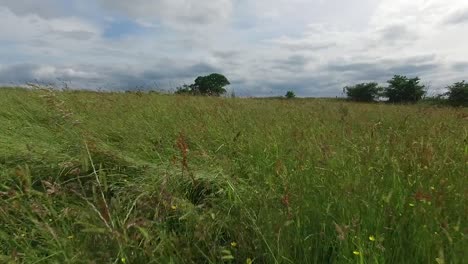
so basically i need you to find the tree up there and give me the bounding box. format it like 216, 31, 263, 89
193, 73, 230, 96
285, 91, 296, 99
445, 81, 468, 107
384, 75, 426, 103
175, 73, 230, 96
344, 82, 382, 102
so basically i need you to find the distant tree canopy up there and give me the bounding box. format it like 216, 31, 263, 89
445, 80, 468, 107
176, 73, 230, 96
384, 75, 426, 103
285, 91, 296, 99
345, 82, 382, 102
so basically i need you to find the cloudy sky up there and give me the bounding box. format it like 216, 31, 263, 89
0, 0, 467, 96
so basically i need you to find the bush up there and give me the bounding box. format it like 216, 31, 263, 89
445, 81, 468, 107
384, 75, 426, 103
285, 91, 296, 99
175, 84, 197, 95
344, 82, 382, 102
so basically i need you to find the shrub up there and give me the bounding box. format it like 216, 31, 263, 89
175, 84, 197, 95
445, 81, 468, 107
344, 82, 382, 102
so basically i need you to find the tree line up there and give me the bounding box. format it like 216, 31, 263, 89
344, 75, 467, 106
174, 73, 466, 106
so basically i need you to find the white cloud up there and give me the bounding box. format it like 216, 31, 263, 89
0, 7, 99, 42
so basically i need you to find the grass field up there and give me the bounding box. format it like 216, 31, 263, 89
0, 87, 466, 263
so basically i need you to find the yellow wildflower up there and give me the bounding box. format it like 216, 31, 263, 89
369, 235, 376, 241
231, 242, 237, 247
353, 251, 361, 256
171, 205, 177, 210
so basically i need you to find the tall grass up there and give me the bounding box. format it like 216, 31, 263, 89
0, 87, 466, 263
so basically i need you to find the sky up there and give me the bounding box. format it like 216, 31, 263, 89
0, 0, 467, 96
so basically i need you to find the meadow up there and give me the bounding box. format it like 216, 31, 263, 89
0, 87, 466, 263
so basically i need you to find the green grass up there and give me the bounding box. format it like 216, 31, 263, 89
0, 87, 466, 263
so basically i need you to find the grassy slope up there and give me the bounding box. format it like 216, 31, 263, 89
0, 88, 466, 263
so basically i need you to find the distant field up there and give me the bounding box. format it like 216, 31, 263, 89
0, 87, 466, 263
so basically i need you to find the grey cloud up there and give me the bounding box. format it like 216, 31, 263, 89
29, 39, 49, 47
326, 62, 376, 73
0, 0, 62, 18
99, 71, 147, 90
82, 62, 222, 90
142, 63, 219, 80
240, 74, 343, 97
0, 63, 98, 88
279, 41, 336, 52
281, 55, 311, 66
212, 50, 240, 59
271, 55, 312, 72
187, 63, 220, 76
102, 63, 222, 91
0, 61, 222, 91
0, 63, 102, 88
0, 63, 39, 83
0, 61, 333, 96
452, 62, 468, 72
394, 54, 437, 64
325, 55, 441, 85
96, 0, 233, 28
51, 30, 95, 40
388, 63, 439, 76
378, 24, 418, 44
325, 62, 390, 84
444, 8, 468, 25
